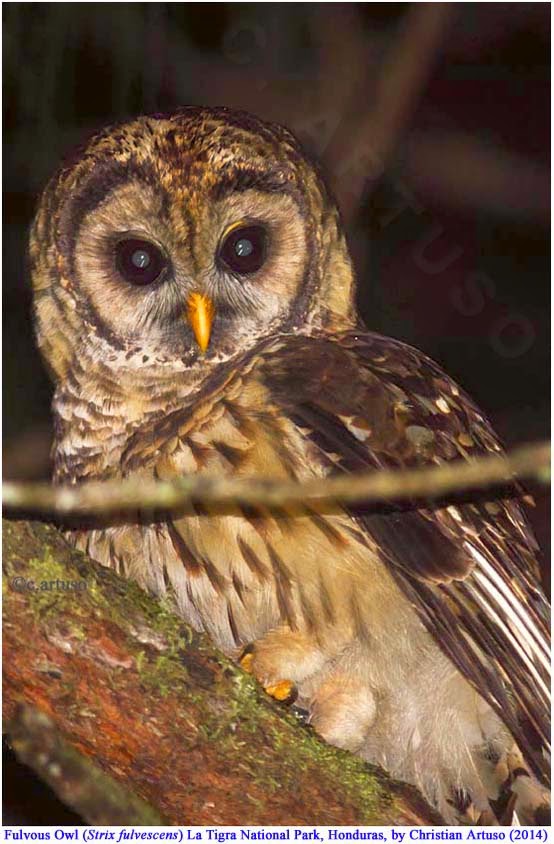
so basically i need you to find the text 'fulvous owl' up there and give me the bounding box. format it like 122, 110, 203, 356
30, 106, 550, 824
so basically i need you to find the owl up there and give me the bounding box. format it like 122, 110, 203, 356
30, 106, 550, 824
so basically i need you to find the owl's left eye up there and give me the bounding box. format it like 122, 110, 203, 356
115, 238, 168, 286
218, 224, 267, 275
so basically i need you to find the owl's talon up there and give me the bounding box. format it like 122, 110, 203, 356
264, 679, 297, 704
240, 652, 254, 673
239, 643, 255, 673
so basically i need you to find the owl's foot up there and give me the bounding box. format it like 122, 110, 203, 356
239, 628, 329, 684
309, 672, 377, 753
239, 644, 298, 703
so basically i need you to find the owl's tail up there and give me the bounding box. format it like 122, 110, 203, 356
493, 745, 550, 825
464, 743, 551, 825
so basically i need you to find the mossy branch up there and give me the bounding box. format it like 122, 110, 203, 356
3, 518, 442, 826
3, 441, 550, 517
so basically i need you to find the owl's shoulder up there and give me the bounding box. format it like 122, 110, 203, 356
251, 329, 501, 464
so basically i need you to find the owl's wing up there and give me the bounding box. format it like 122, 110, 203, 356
256, 330, 550, 784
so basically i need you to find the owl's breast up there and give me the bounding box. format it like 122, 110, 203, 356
72, 497, 394, 660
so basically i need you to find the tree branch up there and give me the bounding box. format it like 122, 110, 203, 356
400, 130, 550, 225
325, 2, 455, 220
3, 441, 550, 517
7, 705, 167, 825
3, 518, 442, 825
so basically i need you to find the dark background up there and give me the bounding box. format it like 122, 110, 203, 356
3, 1, 550, 824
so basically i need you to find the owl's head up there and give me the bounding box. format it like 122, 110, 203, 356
30, 107, 355, 388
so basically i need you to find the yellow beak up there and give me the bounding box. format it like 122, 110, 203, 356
186, 292, 214, 353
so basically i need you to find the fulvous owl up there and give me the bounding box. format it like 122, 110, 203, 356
30, 106, 550, 824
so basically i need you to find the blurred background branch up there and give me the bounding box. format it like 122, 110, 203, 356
323, 2, 456, 221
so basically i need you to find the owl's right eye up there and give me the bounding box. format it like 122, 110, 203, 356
115, 238, 168, 286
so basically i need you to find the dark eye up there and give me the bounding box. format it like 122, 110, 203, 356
218, 224, 267, 275
115, 238, 167, 286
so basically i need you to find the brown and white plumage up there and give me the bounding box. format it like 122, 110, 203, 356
30, 106, 550, 823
